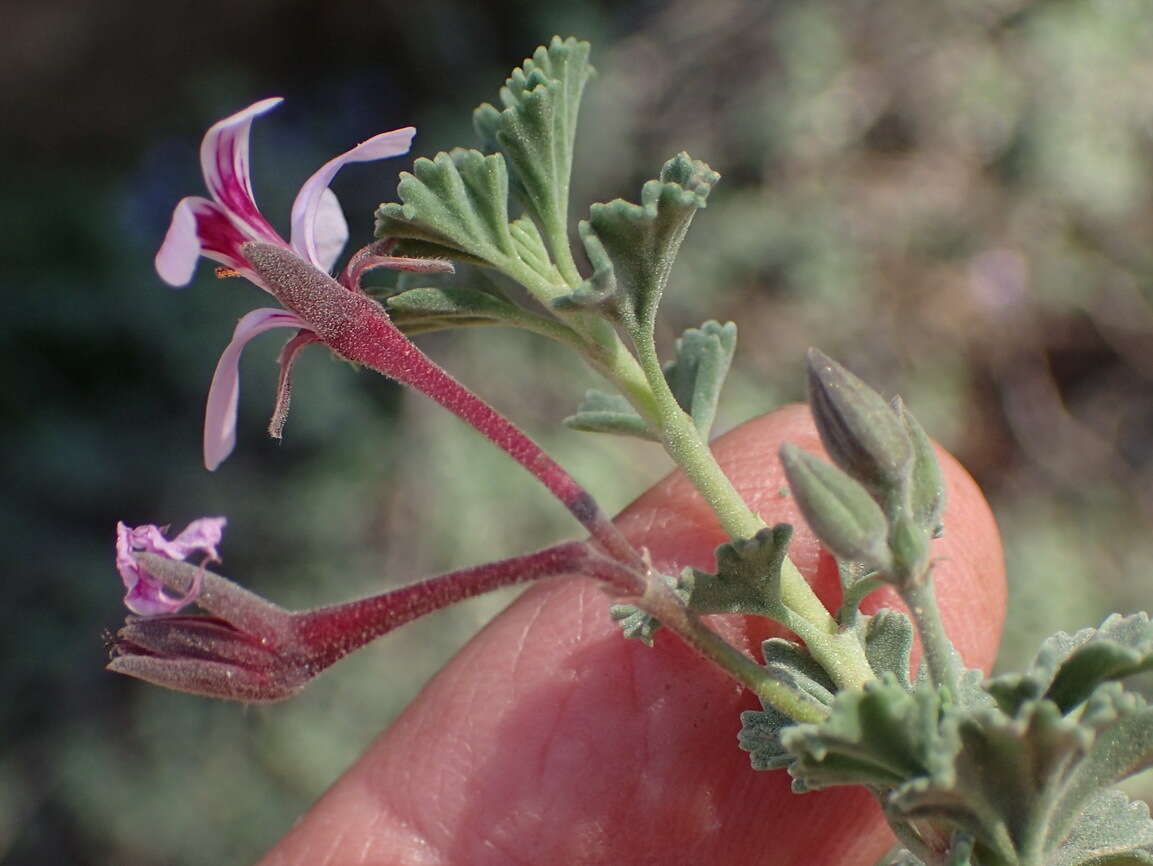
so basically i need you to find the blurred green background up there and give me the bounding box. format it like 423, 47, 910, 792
5, 0, 1153, 862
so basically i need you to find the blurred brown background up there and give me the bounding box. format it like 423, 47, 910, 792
4, 0, 1153, 862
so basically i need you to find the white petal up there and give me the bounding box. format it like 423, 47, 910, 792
289, 126, 416, 269
203, 308, 311, 471
311, 189, 349, 274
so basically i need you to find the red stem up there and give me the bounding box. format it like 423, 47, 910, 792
293, 540, 643, 670
245, 242, 643, 567
338, 302, 643, 567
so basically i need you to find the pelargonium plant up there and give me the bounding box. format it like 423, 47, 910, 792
107, 38, 1153, 866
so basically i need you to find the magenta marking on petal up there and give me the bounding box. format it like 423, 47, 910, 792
203, 308, 313, 470
289, 126, 416, 269
200, 98, 286, 246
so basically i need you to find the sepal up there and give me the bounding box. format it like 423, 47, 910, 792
383, 285, 561, 336
893, 395, 947, 537
806, 348, 913, 499
779, 443, 892, 575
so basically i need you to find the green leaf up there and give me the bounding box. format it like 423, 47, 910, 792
555, 153, 720, 339
1050, 789, 1153, 866
739, 639, 837, 771
738, 703, 798, 771
383, 285, 545, 334
662, 320, 737, 438
375, 149, 529, 275
474, 36, 592, 268
687, 524, 793, 617
988, 613, 1153, 716
609, 569, 691, 645
563, 389, 655, 440
781, 675, 957, 793
890, 688, 1153, 865
864, 609, 915, 687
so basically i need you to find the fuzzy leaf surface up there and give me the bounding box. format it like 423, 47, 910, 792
739, 639, 837, 771
687, 524, 792, 617
890, 688, 1153, 865
383, 286, 544, 335
609, 569, 691, 645
781, 675, 956, 794
1050, 789, 1153, 866
987, 613, 1153, 716
556, 153, 719, 339
564, 390, 655, 440
474, 37, 592, 261
662, 320, 737, 438
375, 149, 531, 276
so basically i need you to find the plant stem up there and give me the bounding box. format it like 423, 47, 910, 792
640, 571, 828, 722
901, 577, 961, 697
294, 540, 624, 668
632, 332, 875, 690
633, 335, 763, 538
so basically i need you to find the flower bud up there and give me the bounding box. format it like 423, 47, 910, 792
780, 443, 892, 574
891, 396, 947, 537
806, 348, 913, 498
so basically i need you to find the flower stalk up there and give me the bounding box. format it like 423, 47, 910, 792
109, 539, 645, 701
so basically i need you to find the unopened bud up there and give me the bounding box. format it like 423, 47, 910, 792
806, 348, 913, 498
891, 396, 946, 537
780, 443, 892, 574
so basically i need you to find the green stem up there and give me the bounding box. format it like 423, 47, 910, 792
632, 332, 875, 690
634, 335, 763, 538
901, 578, 961, 697
635, 572, 827, 723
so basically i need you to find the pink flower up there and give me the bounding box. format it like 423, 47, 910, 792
155, 98, 416, 469
115, 517, 227, 615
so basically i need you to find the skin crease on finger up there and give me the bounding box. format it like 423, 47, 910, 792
261, 405, 1007, 866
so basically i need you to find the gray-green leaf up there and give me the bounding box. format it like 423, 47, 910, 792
564, 390, 655, 440
474, 37, 592, 267
663, 320, 737, 439
555, 153, 720, 340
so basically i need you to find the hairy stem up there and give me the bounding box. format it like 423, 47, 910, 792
331, 301, 643, 569
294, 540, 630, 668
901, 577, 961, 697
632, 332, 874, 690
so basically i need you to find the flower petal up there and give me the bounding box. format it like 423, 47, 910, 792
289, 126, 416, 269
115, 518, 226, 616
310, 188, 349, 274
156, 196, 255, 286
203, 308, 312, 470
200, 98, 286, 245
